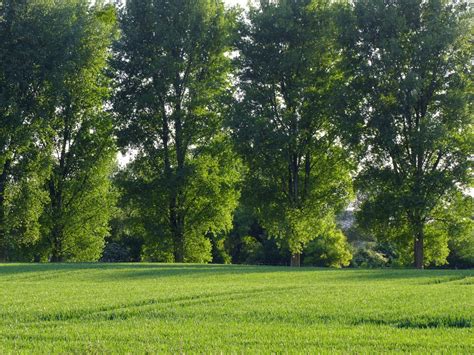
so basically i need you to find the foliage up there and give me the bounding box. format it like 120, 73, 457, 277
0, 0, 58, 260
224, 207, 290, 265
438, 193, 474, 268
105, 193, 145, 262
100, 242, 130, 263
352, 193, 474, 268
115, 136, 243, 263
339, 0, 473, 267
209, 233, 232, 264
0, 0, 118, 262
0, 0, 472, 267
351, 243, 390, 268
302, 227, 352, 267
112, 0, 243, 262
230, 0, 353, 262
3, 154, 50, 260
36, 0, 118, 262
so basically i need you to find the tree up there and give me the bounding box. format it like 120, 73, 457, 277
112, 0, 243, 262
339, 0, 473, 268
39, 1, 118, 261
0, 0, 62, 261
230, 0, 353, 266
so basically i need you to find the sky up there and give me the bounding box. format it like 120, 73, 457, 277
224, 0, 250, 7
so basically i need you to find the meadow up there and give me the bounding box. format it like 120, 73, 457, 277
0, 264, 472, 353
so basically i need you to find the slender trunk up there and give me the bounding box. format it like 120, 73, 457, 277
172, 218, 185, 263
50, 224, 63, 262
49, 110, 69, 262
412, 108, 425, 269
0, 159, 11, 262
163, 90, 187, 263
292, 152, 298, 202
160, 107, 181, 262
288, 151, 300, 267
290, 253, 301, 267
288, 159, 293, 198
287, 103, 300, 267
49, 179, 64, 262
414, 223, 424, 269
173, 98, 186, 263
289, 154, 300, 268
303, 151, 310, 201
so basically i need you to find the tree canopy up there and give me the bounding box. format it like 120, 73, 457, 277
112, 0, 243, 263
0, 0, 117, 261
0, 0, 471, 267
230, 0, 353, 265
339, 0, 473, 268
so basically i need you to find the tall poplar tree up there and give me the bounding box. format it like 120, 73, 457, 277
339, 0, 473, 268
0, 0, 58, 260
231, 0, 353, 266
112, 0, 242, 262
40, 1, 118, 261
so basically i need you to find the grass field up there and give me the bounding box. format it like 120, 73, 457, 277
0, 264, 472, 353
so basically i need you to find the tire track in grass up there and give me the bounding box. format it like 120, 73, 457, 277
15, 286, 300, 323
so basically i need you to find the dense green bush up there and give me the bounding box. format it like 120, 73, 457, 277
101, 242, 130, 263
302, 230, 352, 268
351, 246, 389, 268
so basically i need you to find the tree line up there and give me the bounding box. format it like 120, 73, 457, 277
0, 0, 472, 268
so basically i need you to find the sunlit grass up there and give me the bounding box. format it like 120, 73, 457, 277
0, 264, 472, 353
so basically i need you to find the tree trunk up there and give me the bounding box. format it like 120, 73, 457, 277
50, 226, 63, 262
49, 108, 70, 262
49, 176, 65, 262
414, 227, 424, 269
290, 253, 301, 267
0, 159, 11, 262
173, 99, 186, 263
172, 214, 185, 263
160, 106, 183, 262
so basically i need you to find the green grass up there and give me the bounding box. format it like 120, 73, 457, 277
0, 264, 472, 353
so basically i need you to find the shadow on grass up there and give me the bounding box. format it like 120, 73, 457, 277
0, 263, 300, 281
0, 263, 471, 282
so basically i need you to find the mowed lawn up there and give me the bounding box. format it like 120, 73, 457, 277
0, 264, 472, 353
